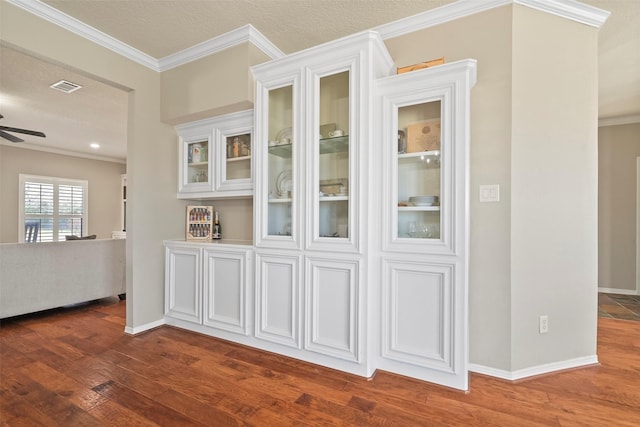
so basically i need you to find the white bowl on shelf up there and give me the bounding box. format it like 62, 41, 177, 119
409, 195, 439, 206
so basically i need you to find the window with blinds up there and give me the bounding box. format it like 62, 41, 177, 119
19, 174, 88, 242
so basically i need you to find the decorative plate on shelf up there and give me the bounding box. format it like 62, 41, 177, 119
276, 169, 293, 195
275, 127, 292, 145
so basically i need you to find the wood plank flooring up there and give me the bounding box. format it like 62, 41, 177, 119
1, 297, 639, 426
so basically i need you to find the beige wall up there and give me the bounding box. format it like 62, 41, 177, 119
1, 1, 186, 330
510, 5, 598, 370
386, 3, 599, 372
0, 145, 125, 242
599, 122, 640, 292
2, 1, 601, 374
386, 5, 514, 370
161, 43, 270, 125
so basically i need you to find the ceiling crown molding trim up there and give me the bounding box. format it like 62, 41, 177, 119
0, 140, 126, 164
7, 0, 159, 71
375, 0, 510, 40
599, 114, 640, 127
375, 0, 609, 40
158, 24, 284, 72
515, 0, 610, 28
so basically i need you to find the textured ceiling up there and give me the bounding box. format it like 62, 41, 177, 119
42, 0, 456, 58
0, 46, 129, 161
1, 0, 638, 162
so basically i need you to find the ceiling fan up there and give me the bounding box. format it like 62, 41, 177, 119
0, 114, 46, 143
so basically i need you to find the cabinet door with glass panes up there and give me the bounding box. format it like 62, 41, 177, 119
254, 73, 301, 249
177, 123, 214, 194
307, 65, 356, 251
214, 109, 253, 195
397, 101, 442, 241
376, 59, 477, 391
377, 59, 477, 255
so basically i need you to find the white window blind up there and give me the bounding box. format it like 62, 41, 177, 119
19, 174, 88, 243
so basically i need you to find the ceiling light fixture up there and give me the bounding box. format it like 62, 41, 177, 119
50, 80, 82, 93
90, 143, 100, 149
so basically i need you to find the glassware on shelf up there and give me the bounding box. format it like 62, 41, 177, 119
267, 85, 294, 237
397, 100, 442, 240
186, 140, 209, 184
317, 70, 350, 240
225, 133, 251, 181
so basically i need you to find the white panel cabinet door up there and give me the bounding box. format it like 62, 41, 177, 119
379, 257, 468, 390
304, 256, 360, 362
255, 252, 302, 348
203, 247, 251, 335
375, 59, 477, 391
165, 245, 202, 324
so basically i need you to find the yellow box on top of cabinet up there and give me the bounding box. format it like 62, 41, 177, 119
397, 57, 445, 74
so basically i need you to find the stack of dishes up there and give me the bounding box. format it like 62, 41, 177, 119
409, 195, 439, 206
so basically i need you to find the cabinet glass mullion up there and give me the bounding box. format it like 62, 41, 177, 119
267, 85, 294, 236
317, 70, 350, 239
397, 100, 442, 239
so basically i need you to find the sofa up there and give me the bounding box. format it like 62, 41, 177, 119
0, 238, 125, 318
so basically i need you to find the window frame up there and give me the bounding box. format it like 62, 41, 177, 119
18, 174, 89, 243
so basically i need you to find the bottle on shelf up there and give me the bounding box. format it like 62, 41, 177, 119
212, 211, 222, 240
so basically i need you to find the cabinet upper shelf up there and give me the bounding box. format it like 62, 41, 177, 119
268, 135, 349, 158
188, 161, 208, 167
226, 155, 251, 163
398, 150, 440, 159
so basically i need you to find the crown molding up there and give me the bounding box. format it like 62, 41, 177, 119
599, 114, 640, 128
8, 0, 283, 73
515, 0, 610, 28
375, 0, 609, 40
1, 140, 126, 164
158, 24, 284, 72
6, 0, 159, 71
9, 0, 610, 73
375, 0, 510, 40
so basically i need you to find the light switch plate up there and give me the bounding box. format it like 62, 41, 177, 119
479, 184, 500, 202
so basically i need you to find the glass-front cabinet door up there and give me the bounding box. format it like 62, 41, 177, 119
254, 77, 299, 248
214, 109, 253, 194
177, 110, 254, 198
378, 59, 477, 256
317, 70, 350, 240
178, 127, 213, 194
267, 85, 294, 237
397, 100, 442, 241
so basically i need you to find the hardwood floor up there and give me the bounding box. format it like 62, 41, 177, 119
1, 298, 639, 426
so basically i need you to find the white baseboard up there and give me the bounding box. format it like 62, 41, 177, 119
124, 318, 165, 335
598, 287, 639, 295
469, 355, 599, 381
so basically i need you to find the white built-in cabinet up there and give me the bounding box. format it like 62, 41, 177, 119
165, 29, 476, 390
176, 110, 253, 199
251, 31, 394, 377
375, 60, 477, 390
164, 241, 252, 339
165, 243, 202, 324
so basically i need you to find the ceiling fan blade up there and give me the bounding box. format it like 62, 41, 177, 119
0, 130, 24, 143
0, 125, 46, 138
